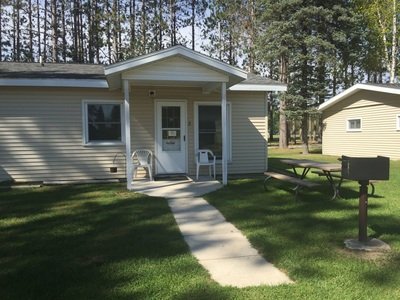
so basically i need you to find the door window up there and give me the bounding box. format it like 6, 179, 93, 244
162, 106, 181, 151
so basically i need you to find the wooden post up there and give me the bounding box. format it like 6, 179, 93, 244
124, 80, 133, 190
221, 82, 228, 185
358, 180, 369, 242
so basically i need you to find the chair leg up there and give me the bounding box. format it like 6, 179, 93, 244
133, 166, 137, 179
209, 165, 211, 177
147, 166, 153, 181
196, 164, 199, 180
213, 164, 216, 179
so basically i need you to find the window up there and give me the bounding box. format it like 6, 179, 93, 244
347, 118, 362, 131
195, 103, 231, 160
83, 101, 124, 145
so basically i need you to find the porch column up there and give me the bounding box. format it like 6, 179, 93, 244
124, 80, 133, 190
221, 82, 228, 185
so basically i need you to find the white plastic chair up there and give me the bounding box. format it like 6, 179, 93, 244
196, 149, 216, 180
131, 149, 153, 181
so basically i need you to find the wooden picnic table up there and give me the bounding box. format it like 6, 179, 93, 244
280, 159, 342, 200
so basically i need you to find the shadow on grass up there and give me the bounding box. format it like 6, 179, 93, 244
204, 177, 400, 288
0, 184, 209, 299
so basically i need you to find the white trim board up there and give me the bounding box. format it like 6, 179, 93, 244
229, 83, 287, 92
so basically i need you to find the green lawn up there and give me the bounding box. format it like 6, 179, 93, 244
1, 149, 399, 299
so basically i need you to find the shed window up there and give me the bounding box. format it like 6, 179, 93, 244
347, 118, 362, 131
195, 103, 231, 160
83, 101, 124, 145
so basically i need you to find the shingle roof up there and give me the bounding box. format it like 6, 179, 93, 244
0, 62, 105, 80
243, 73, 286, 86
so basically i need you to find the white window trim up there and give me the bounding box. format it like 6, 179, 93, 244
194, 101, 232, 162
346, 117, 362, 132
82, 99, 125, 146
397, 114, 400, 131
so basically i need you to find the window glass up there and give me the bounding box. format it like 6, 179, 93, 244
348, 119, 361, 130
198, 106, 222, 158
161, 106, 181, 151
87, 104, 122, 142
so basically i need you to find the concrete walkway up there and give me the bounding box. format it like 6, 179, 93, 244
133, 178, 293, 287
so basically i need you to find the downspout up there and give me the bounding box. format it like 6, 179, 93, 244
221, 82, 228, 185
123, 79, 133, 190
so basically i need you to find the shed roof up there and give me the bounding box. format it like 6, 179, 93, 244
319, 83, 400, 111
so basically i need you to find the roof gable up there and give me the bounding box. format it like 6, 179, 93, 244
121, 56, 229, 82
319, 83, 400, 111
105, 45, 247, 78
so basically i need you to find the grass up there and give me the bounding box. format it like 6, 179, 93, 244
1, 149, 399, 299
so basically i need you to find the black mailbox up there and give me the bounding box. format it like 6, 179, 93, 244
341, 156, 390, 181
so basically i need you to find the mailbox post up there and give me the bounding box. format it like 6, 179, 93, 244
341, 156, 390, 250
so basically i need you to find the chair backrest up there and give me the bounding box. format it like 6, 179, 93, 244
132, 149, 152, 165
197, 149, 214, 163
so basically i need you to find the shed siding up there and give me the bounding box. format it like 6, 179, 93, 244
322, 90, 400, 159
130, 86, 267, 176
0, 87, 125, 182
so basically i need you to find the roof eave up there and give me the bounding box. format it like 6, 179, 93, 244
229, 83, 287, 92
0, 78, 109, 89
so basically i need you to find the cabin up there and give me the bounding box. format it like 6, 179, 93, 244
0, 45, 286, 188
319, 83, 400, 159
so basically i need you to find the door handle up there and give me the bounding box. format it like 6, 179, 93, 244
183, 135, 186, 142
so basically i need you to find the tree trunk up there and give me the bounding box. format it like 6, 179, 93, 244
130, 0, 136, 55
390, 0, 397, 83
141, 0, 147, 53
61, 0, 66, 62
301, 113, 309, 154
43, 0, 48, 62
191, 0, 195, 50
169, 0, 176, 46
111, 0, 119, 63
51, 0, 57, 62
0, 1, 2, 60
37, 0, 41, 60
159, 0, 163, 49
28, 0, 33, 61
268, 92, 274, 141
279, 54, 288, 149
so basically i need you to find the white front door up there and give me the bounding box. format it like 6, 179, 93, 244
155, 101, 187, 174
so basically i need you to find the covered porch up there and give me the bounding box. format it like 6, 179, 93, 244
104, 46, 286, 190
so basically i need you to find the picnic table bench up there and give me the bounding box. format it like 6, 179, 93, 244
264, 170, 320, 200
264, 158, 346, 200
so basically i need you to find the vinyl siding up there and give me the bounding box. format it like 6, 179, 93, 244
322, 90, 400, 159
122, 56, 229, 82
0, 87, 126, 182
0, 85, 267, 183
130, 86, 267, 176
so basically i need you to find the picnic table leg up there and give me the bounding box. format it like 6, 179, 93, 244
324, 171, 342, 200
291, 167, 311, 194
263, 176, 272, 191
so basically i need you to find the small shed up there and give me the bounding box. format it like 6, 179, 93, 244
319, 83, 400, 159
